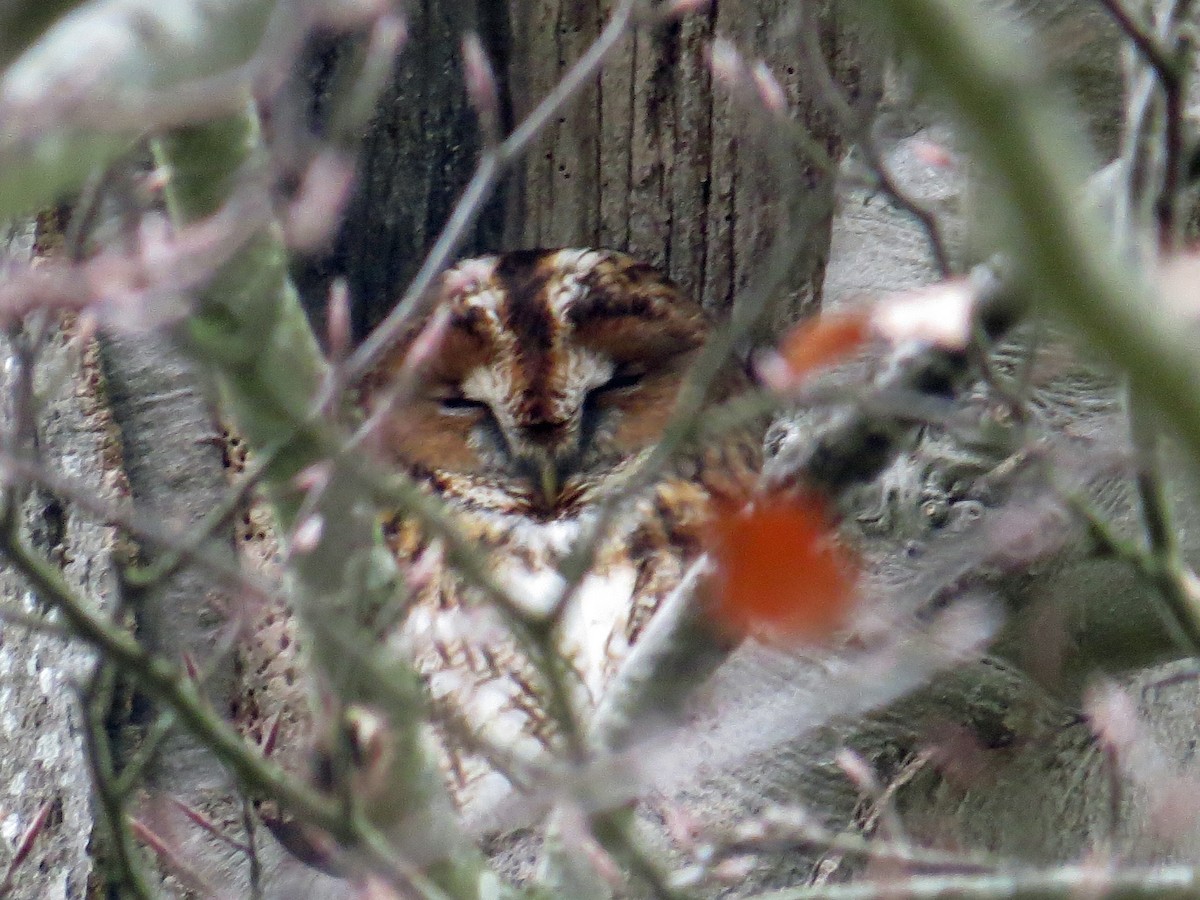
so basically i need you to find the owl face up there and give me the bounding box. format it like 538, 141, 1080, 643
368, 249, 711, 519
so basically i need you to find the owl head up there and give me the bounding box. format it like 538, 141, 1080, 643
365, 249, 713, 519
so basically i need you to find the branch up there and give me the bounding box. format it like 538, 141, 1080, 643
0, 0, 284, 219
855, 0, 1200, 529
750, 863, 1200, 900
1098, 0, 1193, 243
152, 106, 491, 893
0, 0, 88, 70
79, 665, 156, 900
795, 8, 951, 276
0, 524, 461, 895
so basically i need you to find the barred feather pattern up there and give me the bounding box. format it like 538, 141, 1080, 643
364, 249, 760, 811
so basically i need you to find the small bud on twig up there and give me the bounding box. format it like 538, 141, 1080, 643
707, 38, 746, 91
6, 800, 52, 878
326, 278, 352, 363
293, 461, 333, 495
260, 712, 283, 757
292, 514, 325, 553
751, 61, 787, 115
401, 306, 453, 376
170, 797, 251, 852
182, 651, 201, 684
128, 817, 213, 896
285, 152, 356, 252
462, 33, 501, 147
835, 748, 880, 796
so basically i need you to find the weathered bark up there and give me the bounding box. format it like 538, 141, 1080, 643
504, 0, 873, 328
96, 331, 267, 896
0, 223, 121, 898
306, 0, 875, 335
296, 1, 512, 336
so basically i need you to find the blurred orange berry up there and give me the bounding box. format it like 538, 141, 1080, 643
705, 492, 859, 641
765, 311, 871, 390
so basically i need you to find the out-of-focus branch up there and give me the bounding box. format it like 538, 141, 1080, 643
767, 262, 1024, 497
152, 108, 493, 894
1, 530, 336, 835
671, 805, 997, 890
79, 664, 156, 900
1129, 406, 1200, 651
825, 0, 1200, 701
749, 863, 1200, 900
0, 448, 278, 605
0, 0, 289, 219
0, 0, 87, 71
541, 43, 829, 732
0, 493, 466, 896
856, 0, 1200, 522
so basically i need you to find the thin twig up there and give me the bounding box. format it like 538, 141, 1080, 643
0, 600, 74, 639
1096, 0, 1177, 79
169, 797, 253, 855
240, 790, 264, 900
749, 863, 1200, 900
1096, 0, 1193, 243
547, 63, 821, 633
79, 665, 156, 900
592, 808, 688, 900
0, 800, 54, 897
368, 468, 588, 758
112, 710, 178, 799
1065, 489, 1200, 652
796, 7, 951, 276
122, 442, 281, 591
0, 448, 277, 605
691, 807, 997, 885
126, 817, 215, 896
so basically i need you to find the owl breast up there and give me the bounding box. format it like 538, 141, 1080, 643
366, 249, 757, 811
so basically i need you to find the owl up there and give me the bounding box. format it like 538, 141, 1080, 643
361, 249, 760, 812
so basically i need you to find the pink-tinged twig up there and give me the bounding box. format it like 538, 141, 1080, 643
461, 34, 501, 149
0, 187, 271, 332
284, 152, 358, 253
0, 800, 53, 895
128, 817, 217, 897
169, 797, 254, 855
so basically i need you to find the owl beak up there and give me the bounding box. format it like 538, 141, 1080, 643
536, 454, 559, 508
517, 421, 568, 508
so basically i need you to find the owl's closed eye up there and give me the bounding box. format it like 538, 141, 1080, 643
365, 248, 722, 518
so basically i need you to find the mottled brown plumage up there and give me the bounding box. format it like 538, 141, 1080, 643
362, 249, 759, 811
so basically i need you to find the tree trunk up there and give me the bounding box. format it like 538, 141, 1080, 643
506, 0, 874, 329
0, 222, 122, 899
